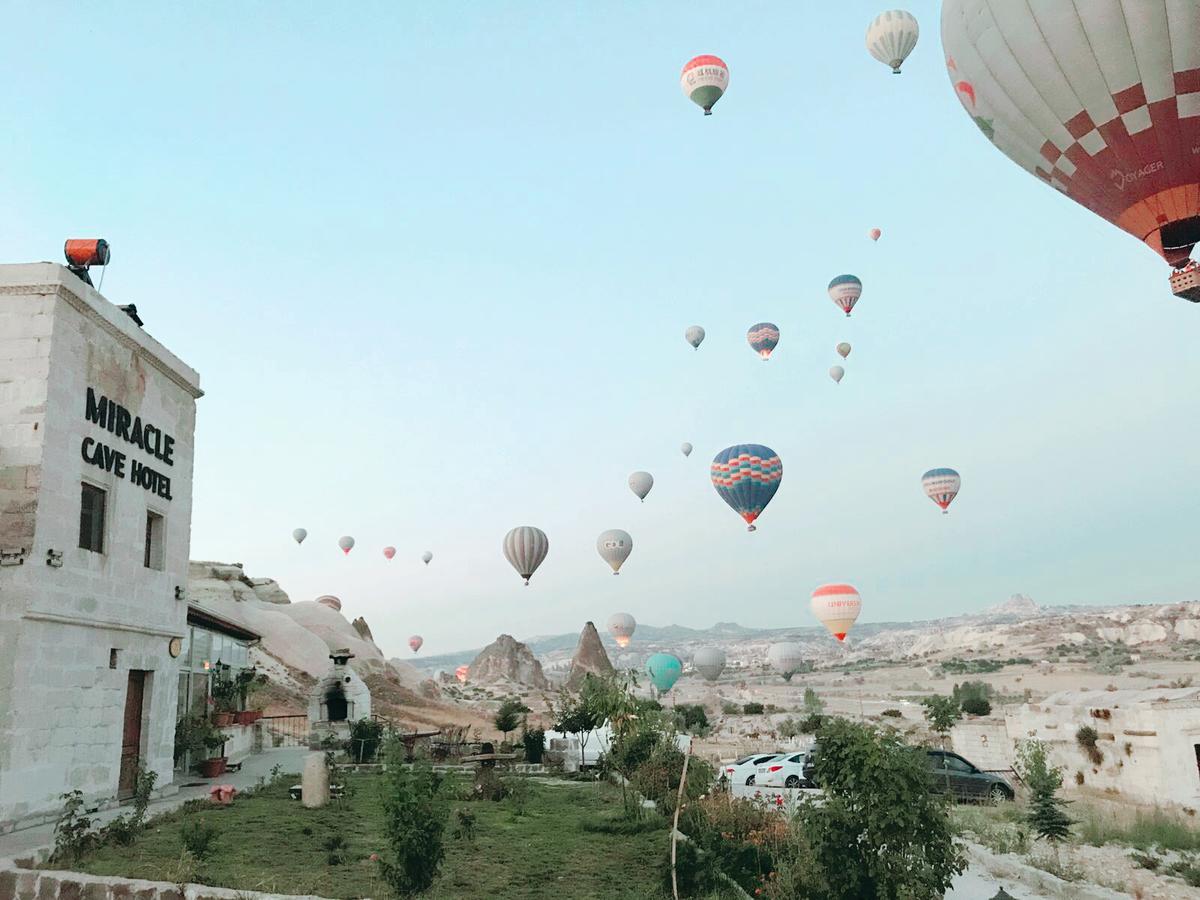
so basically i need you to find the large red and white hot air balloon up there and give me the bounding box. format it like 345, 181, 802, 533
811, 584, 862, 642
455, 664, 469, 684
942, 2, 1200, 299
408, 635, 423, 654
680, 55, 728, 116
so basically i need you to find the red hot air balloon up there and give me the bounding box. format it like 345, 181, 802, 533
455, 664, 469, 684
383, 546, 396, 560
409, 635, 423, 653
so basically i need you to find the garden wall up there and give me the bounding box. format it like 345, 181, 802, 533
0, 865, 333, 900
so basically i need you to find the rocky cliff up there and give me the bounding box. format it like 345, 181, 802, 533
468, 634, 549, 689
566, 621, 614, 689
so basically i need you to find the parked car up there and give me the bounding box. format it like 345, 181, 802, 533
756, 751, 814, 789
802, 746, 1014, 803
719, 752, 784, 786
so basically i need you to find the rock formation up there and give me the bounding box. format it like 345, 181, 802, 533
468, 634, 549, 689
351, 616, 374, 643
566, 621, 614, 689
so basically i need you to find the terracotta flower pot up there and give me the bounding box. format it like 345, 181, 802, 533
199, 757, 227, 778
234, 711, 255, 726
213, 713, 234, 727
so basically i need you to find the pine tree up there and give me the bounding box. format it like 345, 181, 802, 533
1017, 740, 1075, 845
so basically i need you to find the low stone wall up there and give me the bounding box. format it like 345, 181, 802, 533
0, 866, 336, 900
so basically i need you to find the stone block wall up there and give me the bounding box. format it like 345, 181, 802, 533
0, 866, 333, 900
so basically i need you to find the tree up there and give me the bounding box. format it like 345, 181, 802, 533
952, 681, 992, 716
378, 739, 447, 895
795, 717, 966, 899
803, 687, 824, 716
493, 697, 529, 742
551, 679, 603, 770
675, 703, 708, 734
1017, 740, 1074, 847
921, 695, 962, 744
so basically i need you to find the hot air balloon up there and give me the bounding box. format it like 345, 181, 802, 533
628, 471, 653, 502
811, 583, 862, 642
681, 442, 693, 457
693, 647, 726, 682
503, 526, 549, 585
422, 550, 433, 565
383, 546, 396, 560
338, 535, 355, 555
867, 10, 919, 74
607, 612, 636, 648
408, 635, 424, 653
828, 275, 862, 317
747, 323, 780, 360
922, 468, 961, 514
455, 664, 469, 684
868, 228, 882, 241
836, 342, 852, 358
830, 365, 845, 383
646, 653, 683, 693
711, 444, 782, 532
942, 1, 1200, 297
680, 55, 728, 115
596, 528, 633, 574
292, 528, 307, 545
767, 642, 805, 680
685, 325, 706, 349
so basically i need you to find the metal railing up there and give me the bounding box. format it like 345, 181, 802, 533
259, 714, 309, 749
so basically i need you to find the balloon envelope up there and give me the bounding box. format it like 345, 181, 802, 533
942, 1, 1200, 268
338, 535, 355, 554
746, 322, 780, 360
596, 528, 633, 574
811, 584, 862, 641
836, 342, 851, 359
693, 647, 726, 682
292, 528, 307, 545
868, 228, 882, 241
830, 365, 845, 383
422, 551, 433, 565
383, 546, 396, 560
768, 642, 805, 679
607, 612, 636, 648
503, 526, 549, 584
455, 664, 469, 684
922, 468, 961, 513
685, 325, 706, 349
828, 275, 862, 317
646, 653, 683, 692
408, 635, 423, 653
680, 442, 693, 457
711, 444, 782, 531
867, 9, 919, 73
680, 55, 728, 115
628, 471, 654, 502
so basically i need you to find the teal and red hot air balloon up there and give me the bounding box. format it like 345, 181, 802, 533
711, 444, 782, 531
646, 653, 683, 693
680, 55, 728, 115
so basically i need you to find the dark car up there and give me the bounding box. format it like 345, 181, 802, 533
802, 746, 1014, 803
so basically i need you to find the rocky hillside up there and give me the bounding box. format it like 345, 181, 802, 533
566, 621, 614, 689
467, 634, 549, 689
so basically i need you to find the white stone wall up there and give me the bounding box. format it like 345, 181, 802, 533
0, 264, 201, 829
949, 719, 1013, 772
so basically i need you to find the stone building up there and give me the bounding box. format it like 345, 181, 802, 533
0, 262, 202, 830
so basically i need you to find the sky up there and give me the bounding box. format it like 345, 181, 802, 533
3, 2, 1199, 657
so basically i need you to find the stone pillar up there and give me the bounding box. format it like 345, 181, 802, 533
301, 751, 329, 808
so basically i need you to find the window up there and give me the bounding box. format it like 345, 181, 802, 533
144, 511, 165, 569
943, 756, 974, 773
79, 483, 106, 552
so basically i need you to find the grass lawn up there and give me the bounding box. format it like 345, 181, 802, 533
59, 774, 687, 899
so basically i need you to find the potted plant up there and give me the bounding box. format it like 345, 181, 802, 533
199, 726, 230, 777
175, 715, 229, 776
234, 668, 267, 724
210, 666, 239, 726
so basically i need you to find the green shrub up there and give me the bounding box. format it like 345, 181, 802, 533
349, 718, 385, 763
721, 702, 740, 715
742, 702, 765, 715
51, 791, 96, 865
1075, 725, 1103, 765
521, 728, 544, 763
777, 717, 801, 738
1168, 853, 1200, 887
675, 704, 709, 734
493, 697, 530, 741
180, 819, 220, 862
378, 742, 447, 896
799, 713, 825, 733
953, 682, 993, 716
630, 743, 714, 816
881, 709, 903, 718
452, 808, 477, 842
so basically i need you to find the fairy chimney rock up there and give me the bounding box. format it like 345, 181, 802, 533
469, 634, 549, 689
567, 621, 614, 689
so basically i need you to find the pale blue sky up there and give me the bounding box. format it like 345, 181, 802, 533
3, 2, 1198, 656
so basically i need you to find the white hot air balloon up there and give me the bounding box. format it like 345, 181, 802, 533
596, 528, 633, 574
811, 583, 863, 642
607, 612, 636, 648
836, 342, 851, 359
680, 442, 693, 457
628, 471, 653, 502
503, 526, 549, 585
685, 325, 706, 349
292, 528, 307, 545
866, 9, 919, 74
338, 535, 355, 555
422, 550, 433, 565
829, 365, 845, 383
693, 647, 726, 682
767, 642, 806, 680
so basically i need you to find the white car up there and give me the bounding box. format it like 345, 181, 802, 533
720, 752, 784, 787
756, 751, 813, 789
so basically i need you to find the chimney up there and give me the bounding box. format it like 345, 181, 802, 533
117, 304, 143, 327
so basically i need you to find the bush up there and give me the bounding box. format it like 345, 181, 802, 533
721, 702, 740, 715
521, 728, 544, 764
630, 742, 714, 816
803, 687, 824, 716
349, 718, 385, 763
953, 681, 993, 716
799, 713, 825, 734
675, 704, 709, 734
180, 819, 220, 862
777, 717, 801, 739
51, 791, 96, 865
881, 709, 903, 718
493, 697, 530, 741
922, 695, 962, 736
452, 808, 477, 842
1075, 725, 1103, 764
742, 702, 765, 715
378, 741, 447, 895
681, 795, 789, 893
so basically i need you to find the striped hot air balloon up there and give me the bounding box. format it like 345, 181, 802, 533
503, 526, 549, 585
922, 468, 961, 514
942, 2, 1200, 286
828, 275, 863, 317
680, 55, 728, 115
747, 323, 780, 360
711, 444, 783, 532
867, 10, 920, 74
811, 583, 862, 642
